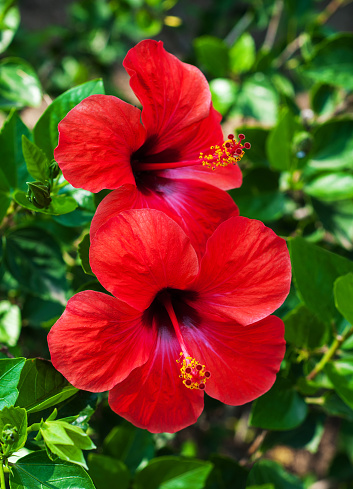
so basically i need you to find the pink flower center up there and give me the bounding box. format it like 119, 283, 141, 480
199, 134, 251, 171
177, 353, 211, 390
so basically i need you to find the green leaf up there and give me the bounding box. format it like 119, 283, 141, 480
284, 304, 330, 349
0, 357, 25, 409
301, 34, 353, 90
312, 198, 353, 250
247, 460, 304, 489
310, 83, 341, 117
103, 423, 154, 473
205, 455, 248, 489
9, 450, 96, 489
194, 36, 229, 78
326, 359, 353, 410
304, 172, 353, 201
13, 190, 78, 215
233, 74, 279, 125
266, 107, 299, 171
0, 4, 20, 54
249, 378, 308, 431
229, 33, 256, 75
87, 454, 130, 489
0, 406, 27, 455
4, 226, 68, 302
0, 189, 11, 225
334, 273, 353, 324
209, 78, 238, 115
134, 456, 213, 489
0, 109, 31, 190
0, 57, 42, 109
78, 234, 94, 276
16, 358, 78, 413
33, 79, 105, 160
21, 135, 50, 182
0, 300, 21, 347
236, 127, 270, 167
289, 237, 353, 324
307, 118, 353, 172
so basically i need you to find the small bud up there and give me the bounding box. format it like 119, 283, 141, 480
49, 161, 60, 179
27, 181, 51, 209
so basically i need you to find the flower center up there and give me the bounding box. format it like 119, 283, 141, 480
199, 133, 251, 170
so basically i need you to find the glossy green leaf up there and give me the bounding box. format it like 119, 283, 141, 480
205, 455, 248, 489
236, 126, 270, 167
289, 237, 353, 324
250, 378, 308, 431
0, 109, 31, 190
9, 450, 96, 489
310, 83, 341, 117
312, 198, 353, 250
301, 34, 353, 90
209, 78, 238, 115
247, 460, 304, 489
326, 359, 353, 410
308, 118, 353, 171
0, 406, 27, 455
284, 304, 330, 349
0, 4, 20, 54
229, 33, 256, 74
33, 79, 105, 159
304, 172, 353, 201
103, 423, 155, 472
134, 456, 213, 489
16, 358, 78, 413
194, 36, 229, 77
266, 107, 298, 171
78, 234, 94, 276
0, 57, 42, 108
334, 273, 353, 324
0, 358, 25, 409
87, 454, 130, 489
21, 135, 50, 182
13, 190, 78, 215
4, 226, 68, 302
0, 300, 21, 347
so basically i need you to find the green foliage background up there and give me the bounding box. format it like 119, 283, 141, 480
1, 0, 353, 487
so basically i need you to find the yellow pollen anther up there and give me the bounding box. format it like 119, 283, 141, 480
199, 133, 250, 170
176, 352, 211, 390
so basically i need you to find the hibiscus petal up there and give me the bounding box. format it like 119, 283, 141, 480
47, 291, 155, 392
108, 326, 204, 433
184, 315, 285, 405
54, 95, 146, 192
123, 39, 212, 156
192, 216, 291, 325
90, 209, 199, 311
90, 179, 238, 259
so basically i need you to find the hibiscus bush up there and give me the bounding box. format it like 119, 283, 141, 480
1, 0, 353, 488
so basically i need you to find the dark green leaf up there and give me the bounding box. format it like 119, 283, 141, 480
4, 226, 68, 302
0, 357, 25, 409
247, 459, 304, 489
304, 172, 353, 201
310, 84, 341, 117
205, 455, 248, 489
33, 79, 105, 159
0, 57, 42, 108
134, 456, 213, 489
313, 198, 353, 250
0, 109, 31, 190
0, 300, 21, 346
21, 135, 50, 182
334, 274, 353, 324
16, 358, 78, 413
284, 304, 330, 349
9, 450, 96, 489
249, 378, 308, 431
0, 406, 27, 454
266, 107, 298, 171
13, 190, 78, 215
194, 36, 229, 77
87, 454, 130, 489
308, 118, 353, 172
209, 78, 238, 115
229, 33, 256, 75
301, 34, 353, 90
236, 127, 270, 167
0, 5, 20, 54
0, 190, 11, 226
289, 237, 353, 324
326, 359, 353, 410
78, 234, 94, 276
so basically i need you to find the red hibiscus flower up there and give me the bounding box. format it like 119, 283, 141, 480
48, 209, 291, 433
54, 40, 250, 257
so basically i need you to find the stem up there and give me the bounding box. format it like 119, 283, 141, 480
27, 422, 41, 434
0, 462, 6, 489
263, 0, 283, 51
306, 326, 353, 381
224, 11, 255, 47
160, 293, 189, 357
